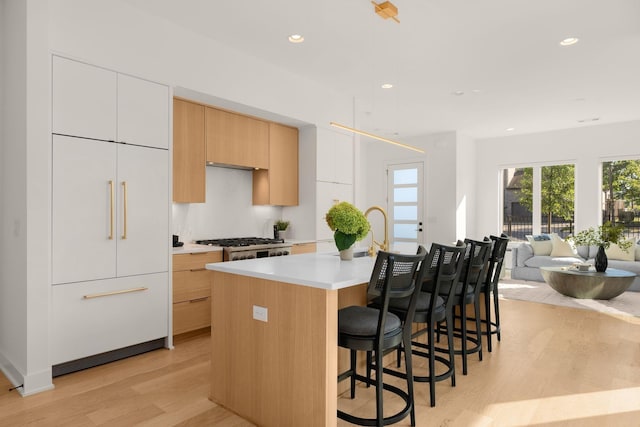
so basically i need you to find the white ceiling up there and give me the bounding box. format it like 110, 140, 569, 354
124, 0, 640, 139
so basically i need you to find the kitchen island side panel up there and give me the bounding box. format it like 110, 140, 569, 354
210, 271, 338, 427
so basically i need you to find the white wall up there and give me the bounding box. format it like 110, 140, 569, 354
475, 120, 640, 237
456, 132, 479, 240
0, 0, 53, 395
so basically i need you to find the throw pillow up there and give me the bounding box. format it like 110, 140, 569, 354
550, 234, 576, 257
606, 241, 635, 262
526, 233, 554, 256
636, 243, 640, 261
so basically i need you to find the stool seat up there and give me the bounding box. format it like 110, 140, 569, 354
338, 306, 401, 337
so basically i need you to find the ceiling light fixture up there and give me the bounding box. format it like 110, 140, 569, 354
371, 1, 399, 23
381, 83, 393, 89
288, 34, 304, 43
505, 127, 515, 132
452, 90, 464, 96
560, 37, 579, 46
330, 122, 424, 153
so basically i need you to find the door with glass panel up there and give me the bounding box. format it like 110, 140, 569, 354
388, 162, 424, 244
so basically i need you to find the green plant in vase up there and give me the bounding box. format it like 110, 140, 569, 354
569, 221, 632, 272
325, 202, 370, 259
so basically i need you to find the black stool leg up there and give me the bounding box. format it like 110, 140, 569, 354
427, 322, 436, 407
474, 299, 483, 361
375, 349, 384, 426
493, 286, 501, 341
460, 302, 468, 375
403, 337, 416, 426
350, 349, 357, 398
366, 351, 372, 388
484, 289, 493, 352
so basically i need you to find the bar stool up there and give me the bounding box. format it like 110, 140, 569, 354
481, 234, 509, 352
370, 241, 467, 407
337, 247, 427, 426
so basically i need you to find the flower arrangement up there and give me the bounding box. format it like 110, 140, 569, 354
325, 202, 370, 251
569, 221, 632, 251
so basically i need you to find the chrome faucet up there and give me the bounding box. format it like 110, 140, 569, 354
364, 206, 389, 256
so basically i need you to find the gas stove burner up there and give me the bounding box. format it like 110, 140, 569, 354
195, 237, 285, 247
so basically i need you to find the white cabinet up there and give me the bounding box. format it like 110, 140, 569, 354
52, 56, 169, 149
51, 273, 168, 365
316, 181, 353, 243
316, 127, 353, 185
52, 135, 169, 284
52, 56, 116, 142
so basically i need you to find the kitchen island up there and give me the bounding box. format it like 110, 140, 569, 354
206, 251, 377, 427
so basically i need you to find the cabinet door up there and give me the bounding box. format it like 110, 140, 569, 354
117, 144, 169, 277
173, 99, 205, 203
51, 273, 168, 365
52, 135, 117, 284
316, 127, 353, 185
205, 107, 269, 169
52, 56, 116, 141
117, 74, 169, 149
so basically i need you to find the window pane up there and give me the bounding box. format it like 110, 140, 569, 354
394, 187, 417, 203
394, 205, 417, 221
394, 223, 417, 239
394, 169, 417, 185
502, 167, 533, 242
602, 159, 640, 241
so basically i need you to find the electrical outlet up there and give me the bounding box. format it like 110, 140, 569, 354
253, 305, 268, 322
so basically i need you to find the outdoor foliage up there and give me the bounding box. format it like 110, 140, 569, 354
603, 160, 640, 215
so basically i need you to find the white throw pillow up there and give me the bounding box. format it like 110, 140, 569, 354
526, 233, 555, 256
636, 244, 640, 261
606, 241, 635, 261
550, 234, 576, 257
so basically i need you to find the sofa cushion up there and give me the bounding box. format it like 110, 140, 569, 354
526, 233, 555, 256
550, 234, 576, 257
606, 241, 635, 261
636, 244, 640, 262
605, 259, 640, 275
516, 242, 534, 266
524, 255, 585, 268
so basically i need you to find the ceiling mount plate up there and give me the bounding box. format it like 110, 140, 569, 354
372, 1, 400, 23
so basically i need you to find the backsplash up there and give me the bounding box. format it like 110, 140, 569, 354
172, 167, 283, 243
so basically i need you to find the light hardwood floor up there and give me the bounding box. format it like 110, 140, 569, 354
2, 299, 640, 426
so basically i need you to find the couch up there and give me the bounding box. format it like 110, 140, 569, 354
511, 235, 640, 292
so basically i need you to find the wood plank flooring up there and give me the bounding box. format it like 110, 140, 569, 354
2, 299, 640, 426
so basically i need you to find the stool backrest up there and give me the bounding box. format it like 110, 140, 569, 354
421, 241, 467, 314
460, 238, 493, 295
485, 234, 509, 286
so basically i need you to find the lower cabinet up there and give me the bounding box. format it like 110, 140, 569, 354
173, 251, 222, 335
291, 242, 317, 254
51, 272, 169, 365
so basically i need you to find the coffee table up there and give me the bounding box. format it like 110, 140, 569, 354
540, 266, 636, 300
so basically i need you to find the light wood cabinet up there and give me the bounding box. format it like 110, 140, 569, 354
253, 122, 299, 206
173, 251, 222, 336
173, 98, 205, 203
205, 107, 269, 169
291, 242, 317, 254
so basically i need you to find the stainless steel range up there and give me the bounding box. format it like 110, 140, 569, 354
195, 237, 292, 261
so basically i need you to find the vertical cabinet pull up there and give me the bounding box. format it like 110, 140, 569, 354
108, 180, 114, 240
122, 181, 128, 239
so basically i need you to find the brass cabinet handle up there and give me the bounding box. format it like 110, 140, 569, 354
83, 286, 148, 299
189, 268, 206, 272
109, 180, 114, 240
121, 181, 128, 239
189, 297, 208, 303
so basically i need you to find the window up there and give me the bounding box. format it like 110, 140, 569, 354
602, 159, 640, 240
502, 164, 575, 241
388, 162, 423, 244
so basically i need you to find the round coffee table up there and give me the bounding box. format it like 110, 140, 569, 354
540, 266, 636, 300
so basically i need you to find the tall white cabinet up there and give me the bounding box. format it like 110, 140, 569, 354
51, 56, 170, 372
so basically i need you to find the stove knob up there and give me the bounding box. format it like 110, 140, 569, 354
232, 256, 238, 261
248, 255, 255, 259
276, 251, 283, 256
283, 251, 289, 256
269, 253, 276, 257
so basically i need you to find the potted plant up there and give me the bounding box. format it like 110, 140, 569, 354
325, 202, 370, 260
569, 221, 632, 272
275, 220, 290, 240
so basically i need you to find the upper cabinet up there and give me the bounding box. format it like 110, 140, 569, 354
52, 56, 169, 149
253, 123, 299, 206
205, 107, 269, 169
173, 98, 205, 203
316, 127, 353, 185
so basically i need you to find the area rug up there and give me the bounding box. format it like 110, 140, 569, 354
498, 278, 640, 317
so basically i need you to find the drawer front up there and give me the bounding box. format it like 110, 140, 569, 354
173, 297, 210, 335
291, 243, 317, 255
51, 273, 169, 365
173, 251, 222, 271
173, 269, 211, 303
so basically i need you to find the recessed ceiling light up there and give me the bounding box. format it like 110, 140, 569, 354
505, 127, 515, 132
560, 37, 579, 46
452, 90, 464, 96
381, 83, 393, 89
288, 34, 304, 43
577, 117, 600, 123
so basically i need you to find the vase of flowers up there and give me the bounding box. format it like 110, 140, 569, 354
325, 202, 370, 260
569, 221, 632, 272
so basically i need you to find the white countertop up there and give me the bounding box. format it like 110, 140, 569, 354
172, 243, 223, 255
206, 251, 376, 290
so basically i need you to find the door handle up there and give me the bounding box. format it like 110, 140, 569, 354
108, 180, 114, 240
121, 181, 128, 239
